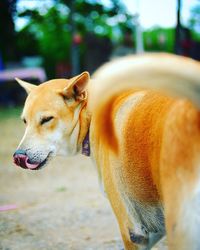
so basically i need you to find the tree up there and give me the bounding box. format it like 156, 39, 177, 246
0, 0, 17, 64
17, 0, 136, 77
175, 0, 182, 54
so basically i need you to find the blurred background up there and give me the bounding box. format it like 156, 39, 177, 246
0, 0, 200, 105
0, 1, 199, 249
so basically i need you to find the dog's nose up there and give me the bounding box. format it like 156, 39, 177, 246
13, 149, 27, 157
13, 149, 28, 169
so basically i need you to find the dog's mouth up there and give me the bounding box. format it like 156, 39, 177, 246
27, 153, 52, 170
14, 152, 52, 170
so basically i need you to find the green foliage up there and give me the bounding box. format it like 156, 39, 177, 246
16, 25, 39, 56
16, 0, 136, 77
143, 27, 175, 52
18, 4, 71, 77
0, 107, 22, 120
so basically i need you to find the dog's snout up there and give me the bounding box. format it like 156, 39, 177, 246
13, 149, 41, 170
13, 149, 28, 169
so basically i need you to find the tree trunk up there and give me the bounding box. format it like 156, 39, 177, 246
175, 0, 182, 54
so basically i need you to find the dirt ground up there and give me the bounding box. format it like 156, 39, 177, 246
0, 108, 166, 250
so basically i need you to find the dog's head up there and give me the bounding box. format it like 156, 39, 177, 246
13, 72, 90, 170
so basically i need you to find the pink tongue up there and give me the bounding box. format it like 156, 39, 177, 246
25, 157, 40, 169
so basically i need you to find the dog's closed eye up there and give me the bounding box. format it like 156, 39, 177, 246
40, 116, 54, 125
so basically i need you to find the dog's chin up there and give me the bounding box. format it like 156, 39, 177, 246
28, 152, 53, 171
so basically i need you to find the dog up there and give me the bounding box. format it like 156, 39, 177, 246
13, 53, 200, 250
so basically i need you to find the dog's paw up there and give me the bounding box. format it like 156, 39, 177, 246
129, 230, 149, 245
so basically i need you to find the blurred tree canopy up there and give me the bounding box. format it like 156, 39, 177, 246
143, 1, 200, 55
1, 0, 199, 78
16, 0, 136, 77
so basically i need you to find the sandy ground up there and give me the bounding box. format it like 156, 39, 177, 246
0, 109, 167, 250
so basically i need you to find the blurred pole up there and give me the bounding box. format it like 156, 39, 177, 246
135, 0, 144, 54
69, 0, 80, 76
175, 0, 182, 54
0, 51, 4, 71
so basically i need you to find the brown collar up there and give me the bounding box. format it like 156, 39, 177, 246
82, 130, 90, 156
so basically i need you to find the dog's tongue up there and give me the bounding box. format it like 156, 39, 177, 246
14, 154, 40, 169
25, 157, 40, 169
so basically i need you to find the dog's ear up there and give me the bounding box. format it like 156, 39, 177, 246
15, 78, 36, 94
58, 71, 90, 101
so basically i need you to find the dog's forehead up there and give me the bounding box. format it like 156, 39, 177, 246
22, 79, 70, 117
38, 78, 71, 90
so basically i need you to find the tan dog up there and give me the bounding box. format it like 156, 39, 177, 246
14, 53, 200, 250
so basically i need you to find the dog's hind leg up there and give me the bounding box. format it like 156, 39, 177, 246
101, 158, 141, 250
108, 192, 140, 250
160, 103, 200, 250
161, 174, 200, 249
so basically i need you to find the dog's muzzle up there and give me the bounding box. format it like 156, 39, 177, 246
13, 149, 40, 170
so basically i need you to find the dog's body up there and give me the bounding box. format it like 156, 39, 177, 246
14, 53, 200, 249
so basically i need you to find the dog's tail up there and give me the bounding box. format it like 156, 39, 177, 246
89, 53, 200, 152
